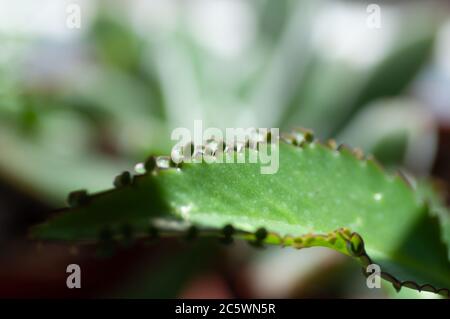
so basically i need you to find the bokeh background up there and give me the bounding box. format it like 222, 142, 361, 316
0, 0, 449, 298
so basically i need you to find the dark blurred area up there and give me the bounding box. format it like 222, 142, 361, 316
0, 0, 449, 298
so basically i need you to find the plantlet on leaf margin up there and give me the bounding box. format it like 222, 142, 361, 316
30, 128, 450, 297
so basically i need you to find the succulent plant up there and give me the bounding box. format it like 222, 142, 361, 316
31, 129, 450, 297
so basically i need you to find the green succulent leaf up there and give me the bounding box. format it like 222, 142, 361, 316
30, 131, 450, 296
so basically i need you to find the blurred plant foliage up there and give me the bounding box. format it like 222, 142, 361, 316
0, 1, 441, 203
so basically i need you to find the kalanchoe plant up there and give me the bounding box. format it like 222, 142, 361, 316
30, 129, 450, 297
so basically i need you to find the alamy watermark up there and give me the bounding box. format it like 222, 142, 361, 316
170, 120, 280, 175
66, 3, 81, 29
366, 4, 381, 29
66, 264, 81, 289
366, 263, 381, 289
